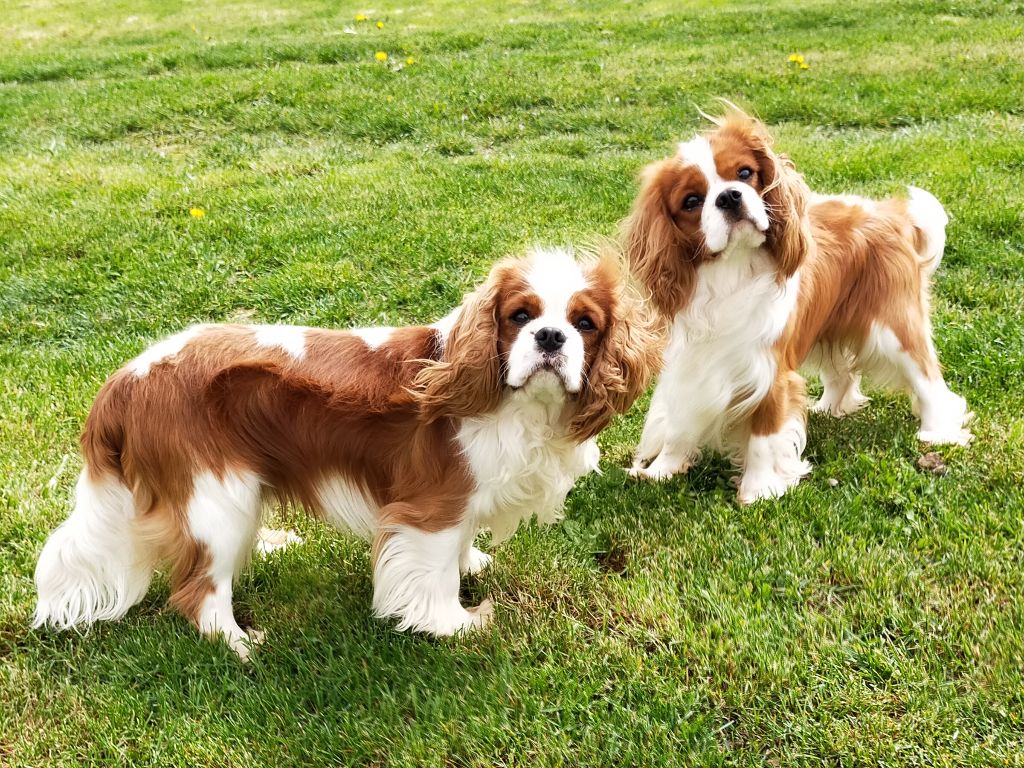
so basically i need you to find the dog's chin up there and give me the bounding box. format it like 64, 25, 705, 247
510, 363, 577, 398
711, 218, 768, 258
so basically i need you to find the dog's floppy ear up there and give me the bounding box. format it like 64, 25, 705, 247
622, 159, 699, 316
746, 117, 813, 280
413, 265, 506, 422
569, 252, 664, 441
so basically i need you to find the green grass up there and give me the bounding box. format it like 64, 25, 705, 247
2, 0, 1023, 764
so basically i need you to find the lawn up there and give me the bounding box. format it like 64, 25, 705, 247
1, 0, 1023, 765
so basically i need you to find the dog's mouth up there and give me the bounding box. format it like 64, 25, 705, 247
729, 213, 767, 233
707, 218, 768, 258
510, 356, 577, 393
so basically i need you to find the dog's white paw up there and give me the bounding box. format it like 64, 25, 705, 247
460, 546, 493, 576
255, 527, 304, 555
466, 599, 494, 630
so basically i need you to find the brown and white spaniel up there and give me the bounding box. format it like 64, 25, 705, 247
34, 247, 660, 658
625, 109, 971, 503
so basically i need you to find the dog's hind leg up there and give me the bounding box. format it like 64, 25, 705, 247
170, 470, 265, 660
808, 344, 869, 418
861, 324, 972, 446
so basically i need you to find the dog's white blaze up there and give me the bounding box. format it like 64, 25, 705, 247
678, 135, 718, 182
353, 327, 396, 350
253, 325, 307, 359
506, 248, 589, 392
129, 325, 206, 377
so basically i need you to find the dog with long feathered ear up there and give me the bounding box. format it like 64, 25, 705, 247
568, 248, 664, 441
625, 106, 971, 503
34, 246, 661, 659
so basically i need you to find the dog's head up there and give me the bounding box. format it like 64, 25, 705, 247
624, 108, 813, 315
415, 247, 661, 441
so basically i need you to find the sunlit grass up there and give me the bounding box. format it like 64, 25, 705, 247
1, 0, 1022, 765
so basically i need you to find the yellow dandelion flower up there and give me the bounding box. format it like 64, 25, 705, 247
355, 14, 367, 22
799, 62, 810, 70
189, 207, 205, 219
375, 51, 388, 62
788, 53, 805, 64
376, 20, 384, 29
405, 56, 415, 65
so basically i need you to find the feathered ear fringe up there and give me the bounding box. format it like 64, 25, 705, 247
412, 262, 508, 423
621, 160, 699, 316
568, 243, 666, 442
761, 149, 813, 280
697, 97, 752, 127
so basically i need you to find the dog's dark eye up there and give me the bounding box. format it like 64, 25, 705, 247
575, 316, 596, 332
737, 167, 754, 181
682, 194, 703, 211
510, 309, 532, 326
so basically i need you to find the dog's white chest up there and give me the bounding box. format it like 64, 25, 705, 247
457, 392, 592, 543
672, 259, 799, 403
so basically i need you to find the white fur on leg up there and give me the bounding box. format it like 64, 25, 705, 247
255, 527, 304, 555
632, 396, 670, 471
861, 325, 973, 445
195, 584, 259, 661
806, 344, 869, 417
737, 417, 811, 504
187, 470, 264, 659
460, 545, 492, 576
629, 446, 693, 481
581, 438, 601, 475
914, 378, 973, 445
373, 525, 492, 636
34, 470, 154, 629
811, 365, 870, 417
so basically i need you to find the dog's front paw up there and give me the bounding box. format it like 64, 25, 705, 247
255, 527, 304, 555
466, 599, 494, 630
226, 627, 266, 663
736, 462, 810, 505
628, 453, 689, 481
460, 546, 493, 576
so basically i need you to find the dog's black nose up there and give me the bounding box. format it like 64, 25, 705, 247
534, 327, 566, 353
715, 188, 743, 211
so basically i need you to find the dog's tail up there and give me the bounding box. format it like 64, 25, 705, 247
906, 186, 948, 278
34, 374, 154, 629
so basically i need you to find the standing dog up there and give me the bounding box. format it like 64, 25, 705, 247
625, 109, 971, 503
34, 247, 659, 657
